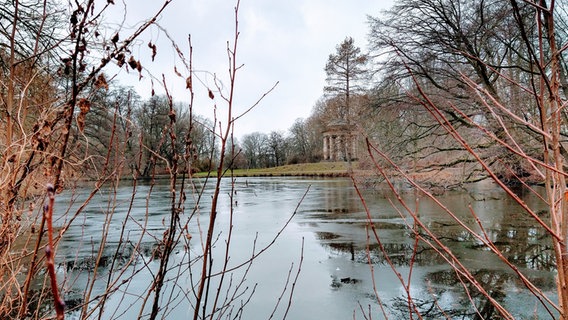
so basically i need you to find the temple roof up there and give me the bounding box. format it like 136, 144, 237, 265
323, 119, 354, 134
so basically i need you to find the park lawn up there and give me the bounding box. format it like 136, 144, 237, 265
193, 161, 357, 178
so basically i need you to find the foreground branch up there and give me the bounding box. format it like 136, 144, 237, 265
44, 184, 65, 320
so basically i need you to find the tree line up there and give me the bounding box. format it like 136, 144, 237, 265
5, 0, 566, 184
73, 86, 325, 176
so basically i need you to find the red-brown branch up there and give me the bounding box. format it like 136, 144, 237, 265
44, 184, 65, 319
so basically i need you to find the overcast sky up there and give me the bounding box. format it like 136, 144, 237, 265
111, 0, 394, 139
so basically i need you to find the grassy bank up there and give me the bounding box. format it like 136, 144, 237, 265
193, 161, 359, 178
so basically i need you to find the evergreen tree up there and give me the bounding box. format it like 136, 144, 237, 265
324, 37, 368, 123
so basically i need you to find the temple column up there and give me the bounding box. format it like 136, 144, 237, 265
328, 136, 332, 160
335, 135, 341, 160
331, 135, 337, 161
323, 135, 328, 160
324, 135, 331, 160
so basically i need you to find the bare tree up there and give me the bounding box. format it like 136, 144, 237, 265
267, 131, 287, 167
359, 1, 568, 319
0, 1, 174, 318
241, 131, 269, 169
0, 1, 302, 320
134, 94, 172, 177
286, 117, 322, 164
367, 0, 546, 185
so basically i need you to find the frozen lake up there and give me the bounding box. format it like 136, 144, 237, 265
48, 177, 557, 319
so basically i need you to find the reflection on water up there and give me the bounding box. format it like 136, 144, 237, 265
45, 177, 557, 319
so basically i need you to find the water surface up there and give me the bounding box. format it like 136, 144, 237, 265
53, 177, 556, 319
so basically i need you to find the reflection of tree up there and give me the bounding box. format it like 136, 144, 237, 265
391, 268, 532, 319
319, 235, 446, 267
321, 180, 361, 213
310, 199, 555, 271
391, 296, 472, 319
416, 213, 554, 317
310, 191, 555, 317
306, 177, 556, 317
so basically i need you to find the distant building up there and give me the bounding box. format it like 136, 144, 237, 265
322, 119, 357, 161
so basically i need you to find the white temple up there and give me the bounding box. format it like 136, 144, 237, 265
322, 120, 357, 161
